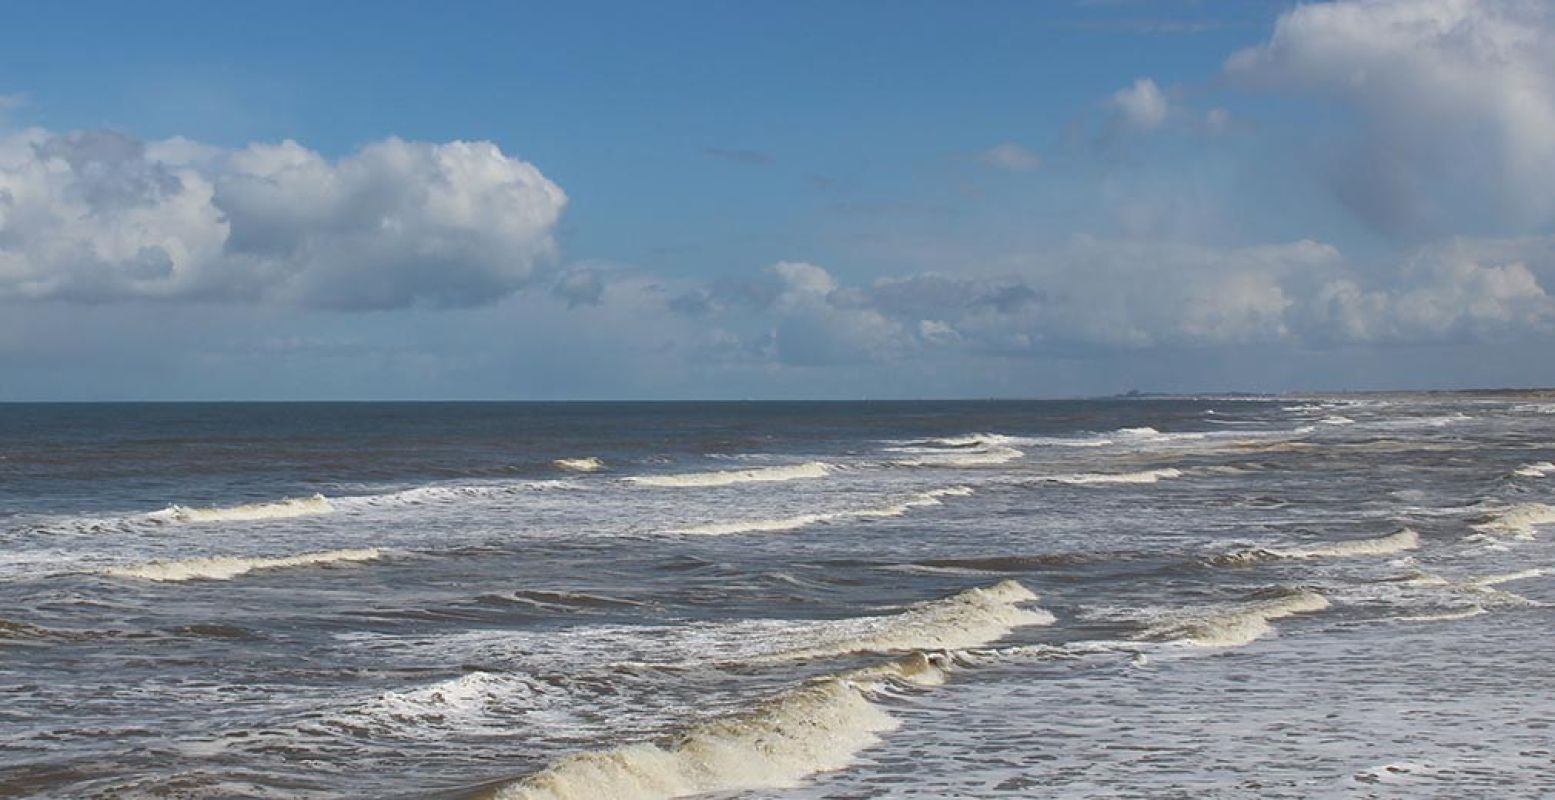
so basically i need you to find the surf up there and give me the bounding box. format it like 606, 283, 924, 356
101, 548, 382, 582
147, 493, 334, 523
1139, 589, 1330, 647
488, 581, 1049, 800
1211, 528, 1419, 565
670, 487, 972, 536
624, 462, 833, 488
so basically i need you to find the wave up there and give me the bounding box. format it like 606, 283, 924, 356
1031, 467, 1182, 486
625, 462, 832, 488
1140, 589, 1330, 647
334, 480, 577, 510
1471, 503, 1555, 540
1467, 568, 1546, 589
780, 579, 1053, 659
672, 487, 972, 536
553, 457, 604, 473
1394, 606, 1487, 623
147, 494, 333, 524
1211, 529, 1419, 565
1319, 415, 1356, 425
892, 445, 1024, 467
492, 581, 1048, 800
101, 548, 382, 582
491, 653, 941, 800
1513, 461, 1555, 478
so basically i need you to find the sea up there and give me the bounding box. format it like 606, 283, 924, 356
2, 395, 1553, 799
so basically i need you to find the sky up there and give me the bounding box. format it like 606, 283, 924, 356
1, 0, 1553, 400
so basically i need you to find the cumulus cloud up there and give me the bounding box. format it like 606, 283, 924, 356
1110, 78, 1170, 130
1226, 0, 1555, 235
651, 236, 1553, 368
977, 142, 1042, 172
0, 128, 566, 308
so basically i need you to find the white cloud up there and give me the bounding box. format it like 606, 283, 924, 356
0, 128, 566, 308
1110, 78, 1170, 130
977, 142, 1042, 172
1226, 0, 1555, 234
656, 236, 1554, 366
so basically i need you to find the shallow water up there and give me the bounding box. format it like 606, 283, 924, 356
2, 396, 1552, 798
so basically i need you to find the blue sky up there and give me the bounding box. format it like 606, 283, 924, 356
2, 0, 1553, 399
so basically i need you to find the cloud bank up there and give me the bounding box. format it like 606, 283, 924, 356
653, 238, 1553, 367
0, 129, 566, 308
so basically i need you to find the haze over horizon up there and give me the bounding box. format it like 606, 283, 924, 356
3, 0, 1553, 400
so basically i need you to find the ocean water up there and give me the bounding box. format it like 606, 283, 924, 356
1, 396, 1553, 799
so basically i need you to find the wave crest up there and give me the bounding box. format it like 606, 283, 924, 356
1141, 590, 1329, 647
553, 457, 604, 473
1211, 529, 1419, 565
892, 446, 1024, 467
1033, 468, 1182, 486
492, 582, 1048, 800
625, 462, 832, 488
101, 548, 382, 582
492, 656, 938, 800
781, 579, 1053, 659
671, 487, 972, 536
148, 494, 333, 523
1513, 461, 1555, 478
1472, 503, 1555, 540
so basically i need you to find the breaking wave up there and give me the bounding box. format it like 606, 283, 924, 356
491, 653, 940, 800
672, 487, 972, 536
1394, 606, 1487, 623
335, 480, 576, 510
492, 581, 1048, 800
1032, 468, 1182, 486
553, 457, 604, 473
1212, 529, 1419, 565
780, 579, 1054, 659
101, 548, 382, 582
625, 462, 833, 488
1471, 503, 1555, 539
147, 494, 334, 524
1513, 461, 1554, 478
892, 446, 1024, 467
1140, 589, 1330, 647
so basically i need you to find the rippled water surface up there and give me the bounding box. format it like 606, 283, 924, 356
2, 396, 1553, 798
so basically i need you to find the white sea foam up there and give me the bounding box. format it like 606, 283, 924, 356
780, 579, 1054, 659
1214, 529, 1420, 565
1513, 461, 1555, 478
1394, 606, 1487, 623
625, 462, 832, 488
335, 480, 576, 510
1033, 467, 1183, 486
101, 548, 382, 582
1471, 503, 1555, 539
147, 494, 334, 523
492, 655, 941, 800
492, 581, 1048, 800
671, 487, 972, 536
1141, 590, 1330, 647
1319, 415, 1356, 425
553, 457, 604, 473
1468, 568, 1546, 589
893, 445, 1024, 467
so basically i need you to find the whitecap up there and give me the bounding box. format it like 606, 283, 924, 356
624, 462, 832, 488
101, 548, 382, 582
